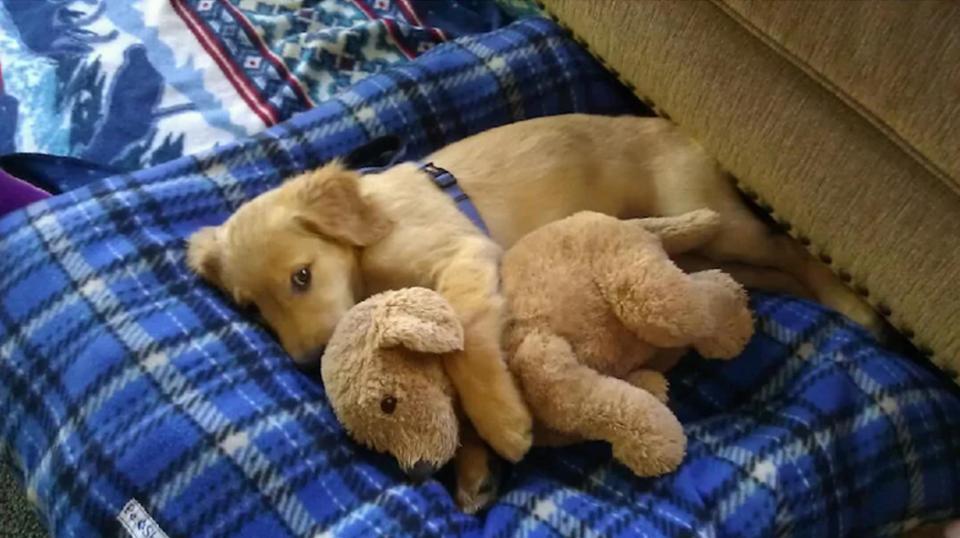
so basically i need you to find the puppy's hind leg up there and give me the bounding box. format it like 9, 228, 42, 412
673, 254, 813, 300
700, 210, 886, 338
631, 140, 885, 338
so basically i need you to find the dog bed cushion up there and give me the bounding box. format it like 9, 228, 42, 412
0, 18, 958, 538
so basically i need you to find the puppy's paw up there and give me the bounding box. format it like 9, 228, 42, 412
807, 264, 891, 342
455, 455, 502, 514
455, 430, 502, 514
457, 476, 499, 515
829, 290, 890, 342
474, 399, 533, 463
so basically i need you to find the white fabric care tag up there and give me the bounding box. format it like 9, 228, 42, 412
118, 499, 170, 538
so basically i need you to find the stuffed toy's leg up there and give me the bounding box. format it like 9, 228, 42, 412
687, 271, 755, 358
595, 242, 752, 359
512, 330, 686, 477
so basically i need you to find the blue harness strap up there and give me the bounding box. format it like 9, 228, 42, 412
416, 161, 490, 235
350, 136, 490, 236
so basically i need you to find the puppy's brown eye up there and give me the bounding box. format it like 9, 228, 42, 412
380, 396, 397, 414
291, 266, 311, 291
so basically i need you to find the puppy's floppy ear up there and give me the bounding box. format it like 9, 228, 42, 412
186, 226, 225, 288
294, 161, 392, 246
373, 288, 464, 354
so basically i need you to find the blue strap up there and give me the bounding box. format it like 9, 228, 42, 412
348, 136, 490, 236
417, 162, 490, 236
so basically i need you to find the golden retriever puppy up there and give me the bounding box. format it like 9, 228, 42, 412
186, 114, 882, 472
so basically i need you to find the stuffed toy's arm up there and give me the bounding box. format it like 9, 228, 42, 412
628, 209, 722, 256
594, 226, 752, 356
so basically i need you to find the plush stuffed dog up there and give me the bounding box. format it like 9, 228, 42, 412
321, 209, 755, 511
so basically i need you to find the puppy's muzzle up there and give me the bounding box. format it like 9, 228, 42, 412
293, 346, 325, 374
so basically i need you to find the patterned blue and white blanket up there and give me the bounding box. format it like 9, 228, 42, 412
0, 0, 538, 192
1, 17, 959, 538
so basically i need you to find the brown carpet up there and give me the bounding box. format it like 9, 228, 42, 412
0, 460, 47, 537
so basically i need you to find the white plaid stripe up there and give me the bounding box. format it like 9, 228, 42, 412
843, 350, 926, 518
700, 388, 947, 535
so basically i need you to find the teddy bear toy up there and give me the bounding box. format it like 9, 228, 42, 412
320, 209, 754, 510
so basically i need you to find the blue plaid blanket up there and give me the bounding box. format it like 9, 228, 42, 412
1, 18, 958, 538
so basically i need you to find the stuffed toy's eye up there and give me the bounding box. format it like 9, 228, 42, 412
291, 266, 311, 291
380, 396, 397, 414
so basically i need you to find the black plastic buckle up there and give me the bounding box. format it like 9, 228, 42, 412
421, 162, 456, 187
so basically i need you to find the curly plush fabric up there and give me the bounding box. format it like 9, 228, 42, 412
0, 17, 957, 538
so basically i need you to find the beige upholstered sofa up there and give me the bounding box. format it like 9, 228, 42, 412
539, 0, 960, 382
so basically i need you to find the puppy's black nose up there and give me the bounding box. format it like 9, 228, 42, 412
294, 347, 325, 375
304, 346, 326, 363
405, 460, 438, 483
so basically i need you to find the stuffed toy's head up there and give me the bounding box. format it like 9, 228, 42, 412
320, 287, 464, 480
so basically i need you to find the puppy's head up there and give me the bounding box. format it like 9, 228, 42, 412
187, 161, 392, 364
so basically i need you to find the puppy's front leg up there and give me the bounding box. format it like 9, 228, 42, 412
455, 423, 501, 514
437, 239, 533, 463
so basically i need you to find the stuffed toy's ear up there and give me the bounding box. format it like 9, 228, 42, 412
186, 226, 225, 288
374, 288, 464, 354
292, 161, 393, 246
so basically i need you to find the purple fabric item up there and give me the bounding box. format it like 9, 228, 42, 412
0, 167, 50, 217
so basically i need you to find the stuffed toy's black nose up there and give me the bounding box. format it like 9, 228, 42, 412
406, 460, 438, 483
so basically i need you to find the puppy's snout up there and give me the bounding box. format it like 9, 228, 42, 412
292, 346, 325, 369
405, 460, 439, 483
